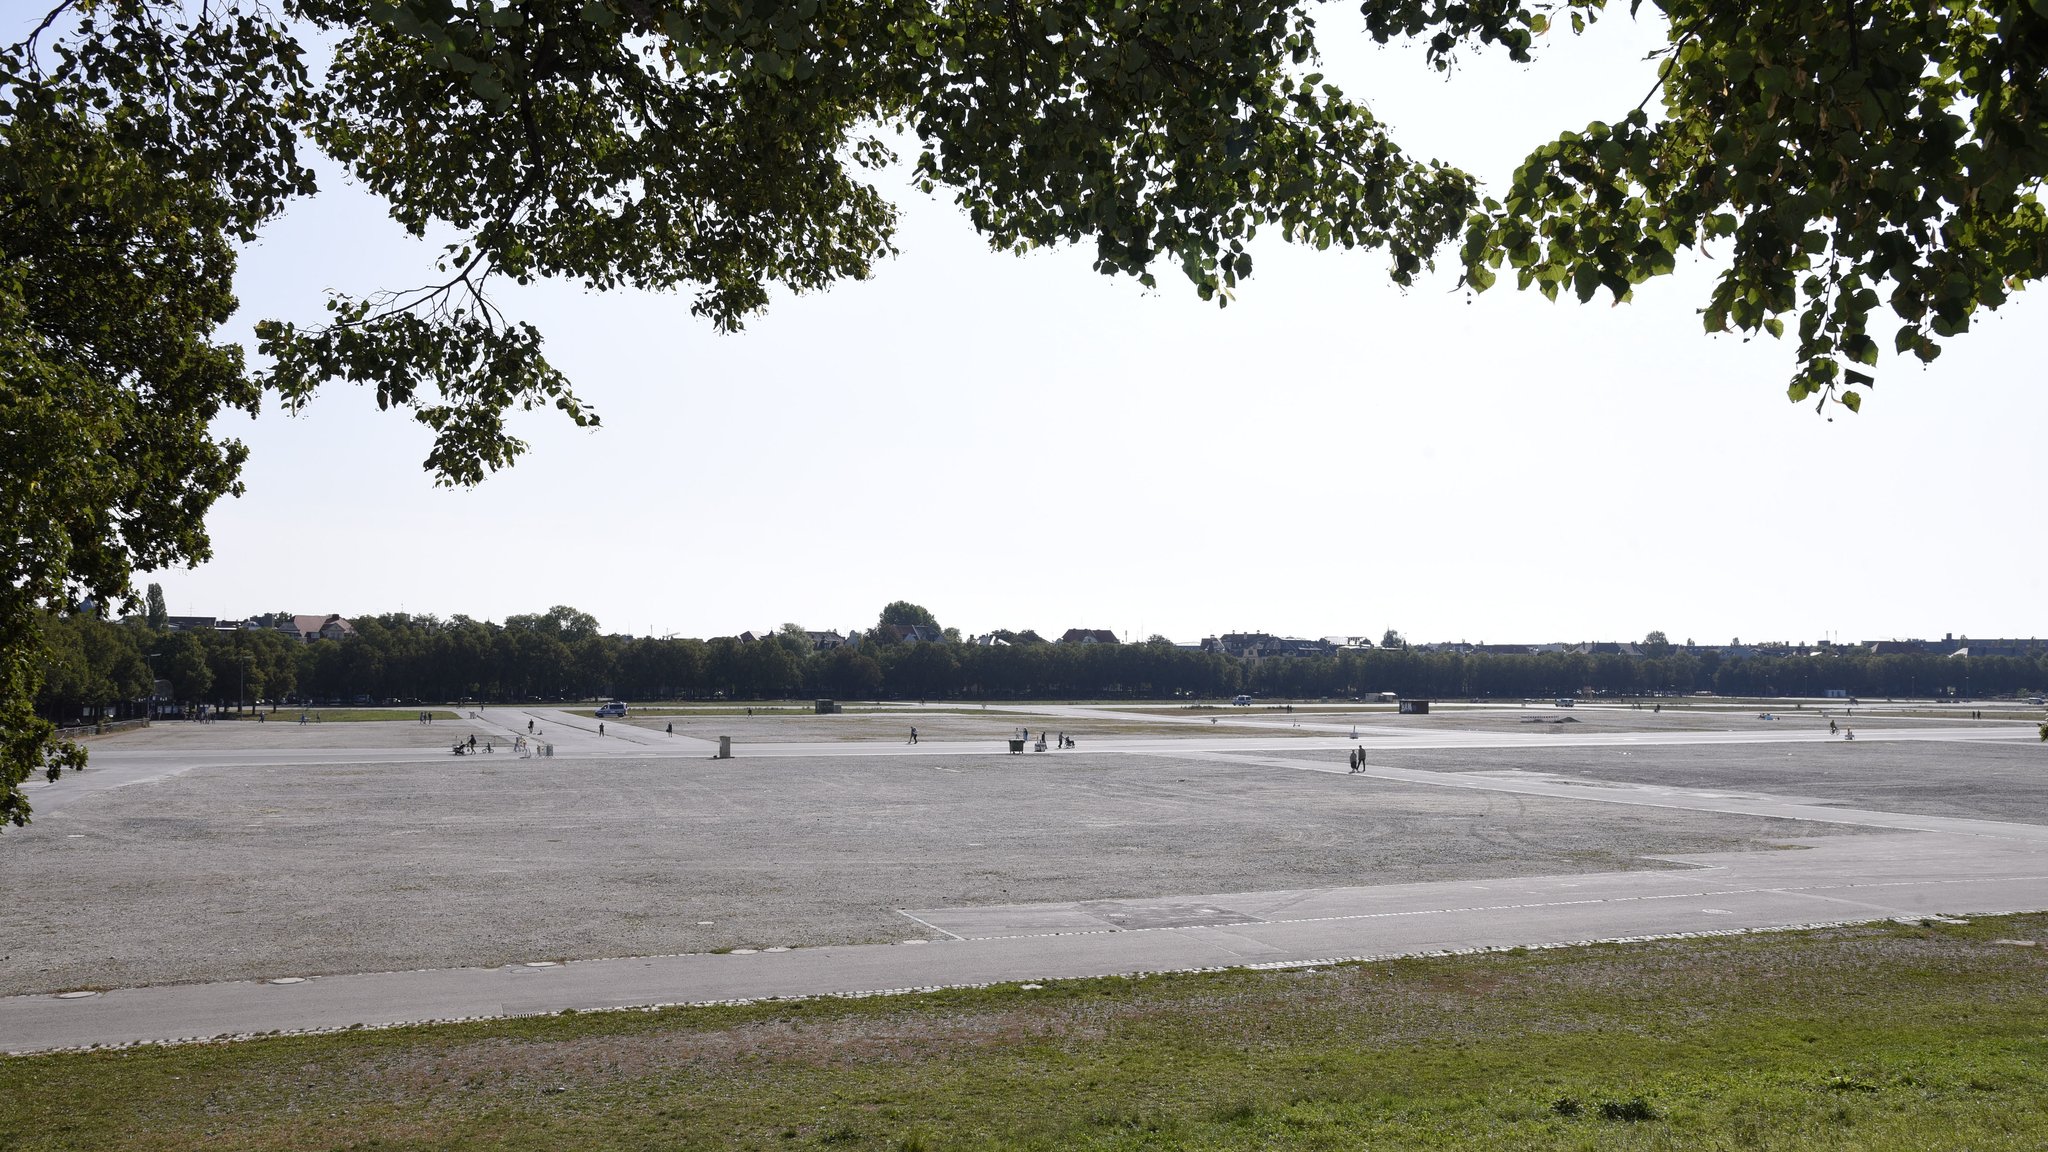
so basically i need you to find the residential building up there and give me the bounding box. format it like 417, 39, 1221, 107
1059, 628, 1120, 645
279, 614, 355, 643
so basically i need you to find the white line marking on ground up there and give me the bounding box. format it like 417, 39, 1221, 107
895, 910, 966, 941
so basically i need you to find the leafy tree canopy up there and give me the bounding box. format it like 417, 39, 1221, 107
7, 0, 2048, 824
504, 605, 603, 641
1409, 0, 2048, 413
876, 601, 943, 635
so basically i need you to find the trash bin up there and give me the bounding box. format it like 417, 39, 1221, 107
1007, 739, 1025, 753
717, 735, 732, 759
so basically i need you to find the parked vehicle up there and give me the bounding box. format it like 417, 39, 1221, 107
1554, 698, 1576, 708
595, 701, 628, 718
1231, 695, 1252, 706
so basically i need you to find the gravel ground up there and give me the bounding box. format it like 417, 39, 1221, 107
1330, 706, 2030, 736
87, 718, 489, 751
615, 711, 1314, 742
0, 750, 1862, 995
1316, 740, 2048, 823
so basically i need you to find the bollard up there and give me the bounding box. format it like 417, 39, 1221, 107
717, 735, 732, 760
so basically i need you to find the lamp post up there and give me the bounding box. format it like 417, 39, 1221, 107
145, 652, 162, 719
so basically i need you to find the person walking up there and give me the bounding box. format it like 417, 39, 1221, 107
599, 722, 605, 736
908, 726, 919, 745
1348, 748, 1359, 773
666, 722, 673, 737
528, 719, 534, 733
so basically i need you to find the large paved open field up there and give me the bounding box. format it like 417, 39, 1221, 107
3, 749, 1863, 995
3, 700, 2042, 1053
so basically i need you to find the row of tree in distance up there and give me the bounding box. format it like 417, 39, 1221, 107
35, 601, 2047, 725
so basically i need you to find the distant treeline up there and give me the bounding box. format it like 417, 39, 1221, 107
34, 605, 2046, 723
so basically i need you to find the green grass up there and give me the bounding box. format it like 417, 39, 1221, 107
270, 708, 459, 723
6, 916, 2047, 1150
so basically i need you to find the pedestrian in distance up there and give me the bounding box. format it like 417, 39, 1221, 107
666, 722, 673, 737
528, 719, 534, 733
908, 727, 919, 745
1348, 748, 1358, 772
599, 722, 605, 736
1057, 731, 1064, 749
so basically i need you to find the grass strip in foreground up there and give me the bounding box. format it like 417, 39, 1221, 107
6, 915, 2046, 1150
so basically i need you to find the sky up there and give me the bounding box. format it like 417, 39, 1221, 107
132, 12, 2045, 647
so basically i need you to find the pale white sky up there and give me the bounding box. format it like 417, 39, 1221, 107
138, 14, 2045, 645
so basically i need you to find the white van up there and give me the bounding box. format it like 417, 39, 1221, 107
595, 701, 628, 718
1554, 698, 1575, 708
1232, 695, 1253, 706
